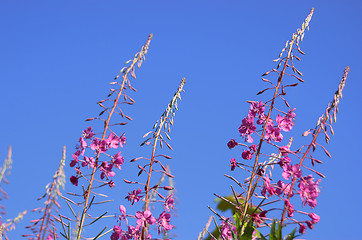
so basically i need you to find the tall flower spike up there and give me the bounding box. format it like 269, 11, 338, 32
241, 8, 315, 221
64, 34, 153, 240
23, 146, 66, 240
121, 78, 185, 240
281, 66, 350, 225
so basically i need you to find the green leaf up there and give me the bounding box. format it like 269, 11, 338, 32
269, 219, 277, 240
240, 220, 254, 240
283, 228, 297, 240
253, 228, 267, 240
276, 220, 282, 240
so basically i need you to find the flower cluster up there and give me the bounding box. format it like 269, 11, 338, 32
225, 99, 323, 235
111, 194, 175, 240
69, 126, 125, 188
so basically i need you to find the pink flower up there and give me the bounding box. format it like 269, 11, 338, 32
230, 158, 237, 171
157, 211, 173, 234
306, 220, 314, 229
238, 115, 256, 143
264, 120, 283, 142
112, 152, 124, 170
70, 150, 81, 167
251, 211, 267, 227
278, 145, 290, 156
276, 109, 296, 132
78, 137, 87, 155
100, 161, 115, 180
111, 225, 122, 240
276, 180, 293, 197
164, 193, 174, 212
126, 225, 142, 239
282, 164, 302, 180
261, 175, 276, 197
90, 138, 108, 153
136, 210, 156, 228
284, 199, 294, 217
278, 156, 291, 167
227, 139, 238, 149
108, 180, 115, 188
119, 135, 126, 148
308, 212, 320, 223
242, 149, 253, 160
70, 176, 78, 186
298, 175, 321, 208
299, 223, 307, 234
249, 101, 265, 117
220, 219, 237, 240
82, 156, 95, 168
125, 189, 143, 205
249, 144, 257, 153
82, 126, 94, 139
107, 132, 121, 149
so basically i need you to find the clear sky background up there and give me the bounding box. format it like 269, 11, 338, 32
0, 1, 361, 239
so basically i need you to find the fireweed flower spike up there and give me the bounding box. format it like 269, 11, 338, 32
63, 34, 153, 240
23, 147, 66, 240
280, 66, 350, 225
114, 78, 185, 240
210, 8, 350, 238
207, 8, 349, 239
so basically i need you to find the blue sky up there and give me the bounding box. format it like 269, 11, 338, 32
0, 1, 361, 239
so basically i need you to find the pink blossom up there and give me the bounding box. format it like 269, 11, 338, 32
251, 211, 267, 227
276, 109, 296, 132
264, 120, 283, 142
120, 135, 126, 147
282, 163, 302, 180
230, 158, 237, 171
227, 139, 238, 149
126, 225, 138, 239
238, 115, 256, 143
70, 150, 81, 167
261, 175, 276, 197
78, 137, 87, 155
90, 138, 108, 153
135, 210, 156, 228
249, 144, 257, 153
306, 220, 314, 229
284, 199, 294, 217
70, 176, 78, 186
242, 149, 253, 160
82, 126, 94, 139
278, 156, 291, 167
164, 193, 174, 212
278, 145, 290, 156
108, 180, 115, 188
82, 156, 95, 168
125, 189, 143, 205
299, 223, 307, 234
157, 211, 173, 234
276, 180, 293, 197
298, 175, 321, 208
249, 101, 265, 117
112, 152, 124, 170
308, 212, 320, 223
100, 161, 115, 180
111, 225, 122, 240
220, 220, 237, 240
107, 132, 121, 149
